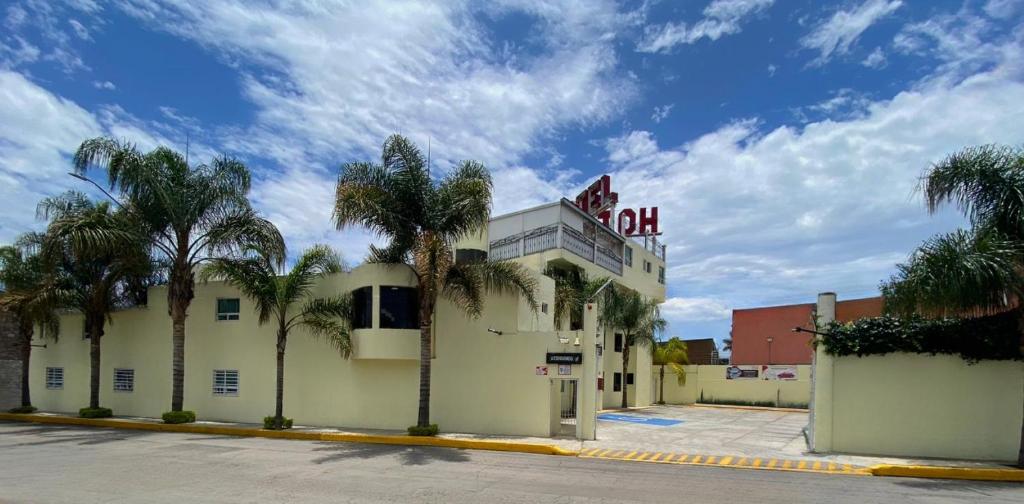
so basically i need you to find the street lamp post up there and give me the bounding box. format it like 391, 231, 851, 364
766, 336, 774, 365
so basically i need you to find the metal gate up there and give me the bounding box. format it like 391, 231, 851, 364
559, 379, 578, 433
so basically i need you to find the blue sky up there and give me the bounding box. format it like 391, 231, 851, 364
2, 0, 1023, 353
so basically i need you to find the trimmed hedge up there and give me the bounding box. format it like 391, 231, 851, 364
820, 310, 1024, 363
263, 416, 294, 430
8, 405, 37, 414
407, 424, 440, 436
79, 407, 113, 418
162, 410, 197, 424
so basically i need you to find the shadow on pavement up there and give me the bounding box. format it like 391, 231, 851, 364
6, 427, 150, 447
892, 478, 1024, 491
311, 442, 472, 466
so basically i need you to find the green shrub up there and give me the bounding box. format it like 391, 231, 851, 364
263, 416, 294, 430
8, 405, 37, 414
161, 410, 196, 424
820, 311, 1024, 363
407, 424, 439, 436
79, 407, 113, 418
699, 399, 777, 408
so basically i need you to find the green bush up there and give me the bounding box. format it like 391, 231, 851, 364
79, 407, 113, 418
407, 424, 439, 436
699, 399, 777, 408
820, 310, 1024, 363
8, 405, 37, 414
263, 416, 294, 430
161, 410, 196, 424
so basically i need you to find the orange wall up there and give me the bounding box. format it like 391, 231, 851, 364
730, 297, 882, 365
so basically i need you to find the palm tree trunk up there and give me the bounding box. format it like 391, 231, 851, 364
19, 329, 32, 407
274, 329, 286, 429
170, 302, 186, 412
621, 337, 630, 408
417, 295, 434, 428
659, 365, 665, 404
89, 318, 103, 409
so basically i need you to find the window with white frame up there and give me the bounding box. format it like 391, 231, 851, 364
213, 369, 239, 396
113, 368, 134, 392
216, 298, 240, 321
46, 367, 64, 390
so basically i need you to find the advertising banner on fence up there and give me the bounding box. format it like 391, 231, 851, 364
761, 365, 798, 380
726, 366, 759, 379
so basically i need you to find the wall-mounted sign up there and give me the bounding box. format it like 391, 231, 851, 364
574, 175, 659, 237
726, 365, 759, 379
546, 352, 583, 364
535, 366, 548, 376
761, 366, 797, 381
558, 364, 571, 376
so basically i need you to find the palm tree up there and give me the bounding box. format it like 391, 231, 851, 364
723, 337, 733, 353
0, 233, 60, 412
333, 134, 539, 430
543, 265, 608, 331
652, 337, 689, 405
881, 144, 1024, 466
73, 138, 285, 415
601, 285, 666, 408
201, 245, 353, 429
36, 192, 152, 412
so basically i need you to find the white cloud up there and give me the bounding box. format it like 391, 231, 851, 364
651, 104, 674, 123
601, 44, 1024, 308
68, 19, 90, 40
661, 296, 732, 322
637, 0, 774, 53
92, 80, 116, 90
861, 46, 887, 68
801, 0, 902, 66
767, 63, 777, 76
984, 0, 1023, 19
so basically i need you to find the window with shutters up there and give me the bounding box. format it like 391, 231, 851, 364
213, 369, 239, 396
46, 367, 63, 390
113, 368, 134, 392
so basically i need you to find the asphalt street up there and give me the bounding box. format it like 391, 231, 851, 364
0, 421, 1021, 503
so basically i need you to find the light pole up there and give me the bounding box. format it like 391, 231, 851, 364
766, 336, 774, 365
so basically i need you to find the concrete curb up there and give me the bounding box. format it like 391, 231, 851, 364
689, 403, 809, 413
0, 413, 577, 457
870, 464, 1024, 482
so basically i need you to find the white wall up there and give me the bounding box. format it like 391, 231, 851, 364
650, 365, 812, 407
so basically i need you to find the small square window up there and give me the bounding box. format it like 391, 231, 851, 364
613, 372, 622, 392
213, 369, 239, 396
626, 373, 635, 385
46, 367, 64, 390
113, 368, 134, 392
216, 298, 240, 321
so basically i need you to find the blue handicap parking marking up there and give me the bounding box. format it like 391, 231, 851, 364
597, 414, 682, 426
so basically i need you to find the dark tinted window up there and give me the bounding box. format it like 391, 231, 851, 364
626, 373, 634, 385
613, 372, 622, 392
455, 249, 487, 264
380, 286, 418, 329
217, 298, 240, 321
614, 333, 623, 352
351, 286, 372, 329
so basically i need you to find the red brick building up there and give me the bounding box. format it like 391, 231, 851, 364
729, 296, 883, 365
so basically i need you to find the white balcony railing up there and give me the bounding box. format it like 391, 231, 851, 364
489, 224, 623, 275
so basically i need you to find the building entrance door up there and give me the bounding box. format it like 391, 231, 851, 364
551, 379, 578, 438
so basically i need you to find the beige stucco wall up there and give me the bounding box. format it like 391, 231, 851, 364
28, 263, 596, 438
819, 353, 1024, 462
650, 365, 812, 407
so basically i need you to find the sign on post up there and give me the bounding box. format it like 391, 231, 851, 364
546, 352, 583, 364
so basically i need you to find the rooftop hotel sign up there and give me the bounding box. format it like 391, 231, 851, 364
574, 175, 660, 237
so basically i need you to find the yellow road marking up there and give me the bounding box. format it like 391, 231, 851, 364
676, 454, 689, 463
624, 451, 638, 460
797, 461, 808, 470
705, 456, 716, 464
719, 456, 733, 466
582, 448, 599, 456
636, 452, 651, 461
648, 452, 663, 462
752, 458, 762, 468
842, 464, 853, 473
813, 461, 823, 471
768, 459, 778, 468
782, 460, 793, 469
736, 457, 748, 466
827, 463, 837, 472
691, 455, 703, 464
607, 450, 625, 458
594, 449, 611, 457
662, 453, 676, 463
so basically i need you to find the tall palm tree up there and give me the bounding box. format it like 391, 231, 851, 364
652, 337, 689, 405
334, 134, 539, 430
881, 144, 1024, 466
601, 285, 666, 408
36, 192, 152, 412
543, 265, 608, 331
73, 138, 285, 415
0, 233, 60, 412
201, 245, 353, 429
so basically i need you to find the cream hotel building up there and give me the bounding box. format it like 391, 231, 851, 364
29, 189, 667, 440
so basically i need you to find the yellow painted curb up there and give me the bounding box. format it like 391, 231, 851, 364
0, 413, 577, 457
578, 449, 871, 476
870, 464, 1024, 482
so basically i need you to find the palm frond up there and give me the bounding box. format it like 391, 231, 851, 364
294, 295, 353, 358
441, 264, 484, 318
200, 256, 278, 325
470, 260, 539, 312
432, 160, 492, 242
282, 245, 342, 305
923, 145, 1024, 237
